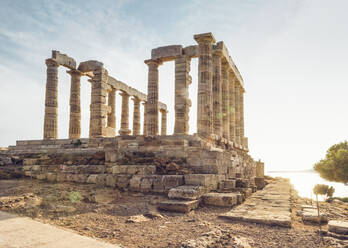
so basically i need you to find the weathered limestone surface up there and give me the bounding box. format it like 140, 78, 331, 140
68, 69, 82, 139
220, 179, 292, 227
132, 97, 141, 135
221, 61, 230, 140
212, 50, 222, 137
174, 55, 191, 135
228, 70, 236, 143
158, 199, 199, 213
43, 59, 59, 140
328, 220, 348, 235
119, 91, 131, 136
202, 192, 238, 207
145, 59, 161, 136
195, 32, 215, 138
151, 45, 183, 61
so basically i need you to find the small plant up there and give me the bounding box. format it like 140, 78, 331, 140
69, 191, 82, 204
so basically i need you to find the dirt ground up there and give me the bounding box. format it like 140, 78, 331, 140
0, 178, 347, 248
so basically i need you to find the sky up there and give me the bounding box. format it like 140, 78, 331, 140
0, 0, 347, 172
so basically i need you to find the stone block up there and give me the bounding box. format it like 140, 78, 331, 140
22, 166, 32, 171
105, 150, 117, 162
168, 185, 206, 200
106, 175, 117, 187
36, 174, 46, 180
202, 193, 238, 207
151, 45, 183, 61
129, 175, 142, 191
52, 50, 76, 69
87, 174, 98, 184
254, 177, 265, 190
23, 159, 38, 165
116, 175, 131, 188
56, 173, 66, 182
158, 200, 199, 213
46, 172, 57, 182
162, 175, 184, 191
32, 165, 41, 171
140, 177, 153, 193
73, 174, 87, 183
328, 220, 348, 235
184, 174, 218, 189
112, 165, 127, 174
302, 209, 328, 223
222, 179, 236, 189
24, 171, 32, 177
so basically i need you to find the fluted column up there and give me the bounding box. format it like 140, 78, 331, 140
160, 109, 167, 135
119, 91, 131, 135
194, 33, 215, 138
132, 97, 141, 135
89, 67, 108, 138
234, 78, 241, 146
221, 61, 230, 140
212, 50, 222, 137
142, 102, 147, 135
240, 86, 245, 143
107, 88, 116, 136
67, 69, 82, 139
43, 59, 59, 140
174, 55, 191, 135
229, 70, 236, 143
145, 59, 161, 136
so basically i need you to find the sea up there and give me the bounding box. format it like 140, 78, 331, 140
266, 170, 348, 201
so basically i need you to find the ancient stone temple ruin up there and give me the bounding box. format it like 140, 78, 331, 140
0, 32, 264, 212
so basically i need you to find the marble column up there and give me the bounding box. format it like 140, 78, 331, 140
43, 59, 59, 140
145, 59, 161, 136
107, 88, 116, 136
67, 69, 82, 139
142, 102, 147, 135
132, 97, 141, 135
212, 50, 222, 137
89, 67, 108, 138
174, 55, 191, 135
234, 78, 241, 146
239, 85, 245, 146
119, 91, 131, 135
194, 33, 215, 138
160, 109, 167, 135
221, 61, 230, 140
229, 70, 236, 143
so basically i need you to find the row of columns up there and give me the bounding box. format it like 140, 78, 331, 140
144, 34, 246, 147
43, 61, 167, 140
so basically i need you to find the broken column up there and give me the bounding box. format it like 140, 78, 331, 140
43, 59, 59, 140
194, 32, 216, 138
119, 91, 131, 135
107, 88, 116, 136
145, 59, 161, 136
132, 97, 141, 135
160, 109, 167, 135
174, 55, 191, 135
212, 50, 222, 137
221, 61, 230, 140
67, 69, 82, 139
89, 67, 108, 138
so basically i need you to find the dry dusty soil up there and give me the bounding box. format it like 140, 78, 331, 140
0, 178, 347, 248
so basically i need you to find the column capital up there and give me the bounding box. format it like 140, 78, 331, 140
132, 96, 141, 103
119, 91, 129, 97
194, 32, 216, 43
45, 58, 59, 67
144, 59, 162, 66
66, 69, 82, 76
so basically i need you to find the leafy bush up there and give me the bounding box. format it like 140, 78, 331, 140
314, 141, 348, 184
69, 191, 82, 204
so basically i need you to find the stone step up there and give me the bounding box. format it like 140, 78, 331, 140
157, 199, 199, 213
184, 174, 223, 190
111, 164, 156, 175
220, 179, 236, 189
235, 178, 250, 188
168, 185, 207, 200
201, 192, 239, 207
328, 220, 348, 235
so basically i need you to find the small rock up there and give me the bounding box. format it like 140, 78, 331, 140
126, 215, 150, 223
